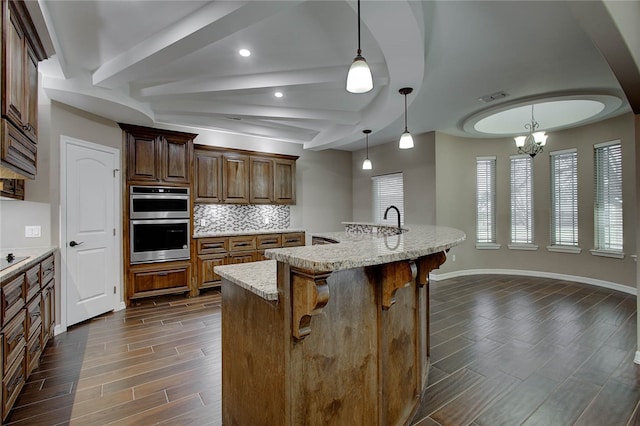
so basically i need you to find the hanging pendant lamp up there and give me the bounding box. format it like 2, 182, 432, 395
346, 0, 373, 94
398, 87, 414, 149
362, 129, 372, 170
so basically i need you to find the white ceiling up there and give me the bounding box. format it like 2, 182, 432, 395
35, 0, 632, 151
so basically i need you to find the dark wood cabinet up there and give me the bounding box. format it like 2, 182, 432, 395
222, 154, 250, 204
274, 158, 296, 204
194, 149, 223, 203
195, 145, 297, 205
1, 0, 47, 179
120, 123, 195, 186
0, 178, 24, 199
128, 261, 191, 300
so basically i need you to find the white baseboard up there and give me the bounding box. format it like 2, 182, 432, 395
53, 324, 66, 336
115, 301, 126, 312
634, 351, 640, 365
429, 268, 637, 296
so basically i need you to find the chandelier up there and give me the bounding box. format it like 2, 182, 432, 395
514, 104, 548, 157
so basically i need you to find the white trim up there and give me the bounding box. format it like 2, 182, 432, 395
476, 155, 496, 161
590, 249, 625, 259
547, 245, 582, 254
508, 243, 538, 251
549, 148, 577, 156
476, 243, 501, 250
429, 268, 636, 295
509, 154, 530, 160
116, 301, 126, 312
635, 351, 640, 365
594, 139, 620, 149
60, 136, 122, 332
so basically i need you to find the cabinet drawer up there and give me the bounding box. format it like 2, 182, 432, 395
257, 234, 281, 250
26, 326, 42, 377
197, 238, 228, 255
129, 263, 191, 299
282, 232, 305, 247
40, 254, 55, 287
26, 296, 41, 340
2, 274, 25, 327
25, 263, 40, 302
228, 236, 256, 252
2, 353, 25, 421
228, 251, 257, 264
3, 309, 26, 375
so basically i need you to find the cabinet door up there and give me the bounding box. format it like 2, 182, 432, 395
222, 154, 250, 204
195, 150, 223, 203
228, 251, 256, 264
161, 136, 191, 184
3, 2, 26, 129
23, 43, 39, 142
274, 158, 296, 204
0, 178, 23, 200
198, 254, 226, 289
250, 156, 273, 204
126, 133, 160, 182
1, 118, 37, 178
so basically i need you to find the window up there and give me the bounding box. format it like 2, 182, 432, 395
550, 149, 579, 250
594, 141, 623, 255
372, 172, 404, 225
510, 155, 534, 246
476, 157, 498, 247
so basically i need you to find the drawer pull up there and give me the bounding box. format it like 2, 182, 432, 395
157, 272, 169, 276
236, 242, 250, 247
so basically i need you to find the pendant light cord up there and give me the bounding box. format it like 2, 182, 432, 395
357, 0, 362, 55
404, 93, 408, 132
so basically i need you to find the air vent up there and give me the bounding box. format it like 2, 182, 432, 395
479, 91, 508, 103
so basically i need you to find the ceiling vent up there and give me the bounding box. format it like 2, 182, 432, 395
479, 91, 508, 103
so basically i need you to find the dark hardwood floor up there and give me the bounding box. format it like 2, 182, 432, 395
6, 274, 639, 425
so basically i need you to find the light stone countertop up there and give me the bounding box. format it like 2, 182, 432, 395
215, 260, 277, 301
0, 247, 57, 281
265, 224, 466, 273
216, 224, 465, 300
193, 228, 306, 238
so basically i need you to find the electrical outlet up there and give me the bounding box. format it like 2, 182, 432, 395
199, 219, 207, 227
25, 225, 41, 238
452, 254, 456, 262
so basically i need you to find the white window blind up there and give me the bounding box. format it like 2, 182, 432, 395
476, 157, 496, 244
372, 172, 404, 225
594, 141, 623, 251
550, 149, 578, 246
510, 155, 533, 244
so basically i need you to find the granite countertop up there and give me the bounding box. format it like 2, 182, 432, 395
193, 228, 306, 238
215, 260, 278, 301
265, 224, 466, 273
0, 247, 57, 281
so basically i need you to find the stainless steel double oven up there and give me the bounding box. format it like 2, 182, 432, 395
129, 186, 190, 264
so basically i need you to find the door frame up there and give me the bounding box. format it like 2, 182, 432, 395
59, 135, 123, 333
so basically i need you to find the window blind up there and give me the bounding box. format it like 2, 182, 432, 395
476, 157, 496, 244
372, 172, 404, 225
550, 149, 578, 246
510, 155, 533, 244
594, 141, 623, 251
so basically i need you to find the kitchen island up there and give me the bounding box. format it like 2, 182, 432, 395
215, 224, 465, 425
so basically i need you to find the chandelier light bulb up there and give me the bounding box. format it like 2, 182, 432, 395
514, 136, 527, 148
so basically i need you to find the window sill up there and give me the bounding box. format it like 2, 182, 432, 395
546, 245, 582, 254
508, 244, 539, 251
476, 243, 501, 250
590, 249, 624, 259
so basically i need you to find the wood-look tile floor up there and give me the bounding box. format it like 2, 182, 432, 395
6, 275, 640, 425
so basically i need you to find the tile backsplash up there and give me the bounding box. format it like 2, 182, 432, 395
194, 204, 290, 233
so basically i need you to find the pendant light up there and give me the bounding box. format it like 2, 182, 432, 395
398, 87, 414, 149
514, 104, 548, 157
362, 129, 372, 170
346, 0, 373, 94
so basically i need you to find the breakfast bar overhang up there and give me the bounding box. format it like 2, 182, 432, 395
216, 224, 466, 425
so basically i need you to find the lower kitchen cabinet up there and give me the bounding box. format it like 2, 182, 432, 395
0, 250, 55, 420
195, 231, 305, 290
128, 261, 192, 301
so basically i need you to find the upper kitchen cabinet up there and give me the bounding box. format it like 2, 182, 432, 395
120, 124, 196, 186
1, 0, 48, 179
195, 145, 298, 205
222, 153, 250, 204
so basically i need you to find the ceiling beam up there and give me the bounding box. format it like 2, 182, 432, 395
92, 1, 302, 89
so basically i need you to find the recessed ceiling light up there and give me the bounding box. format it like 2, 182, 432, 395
238, 49, 251, 57
274, 92, 283, 98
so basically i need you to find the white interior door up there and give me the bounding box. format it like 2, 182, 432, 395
62, 136, 120, 327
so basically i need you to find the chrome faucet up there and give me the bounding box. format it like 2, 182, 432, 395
383, 205, 401, 234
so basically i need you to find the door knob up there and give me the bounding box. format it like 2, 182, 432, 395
69, 241, 84, 247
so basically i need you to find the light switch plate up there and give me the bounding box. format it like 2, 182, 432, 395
25, 225, 41, 238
